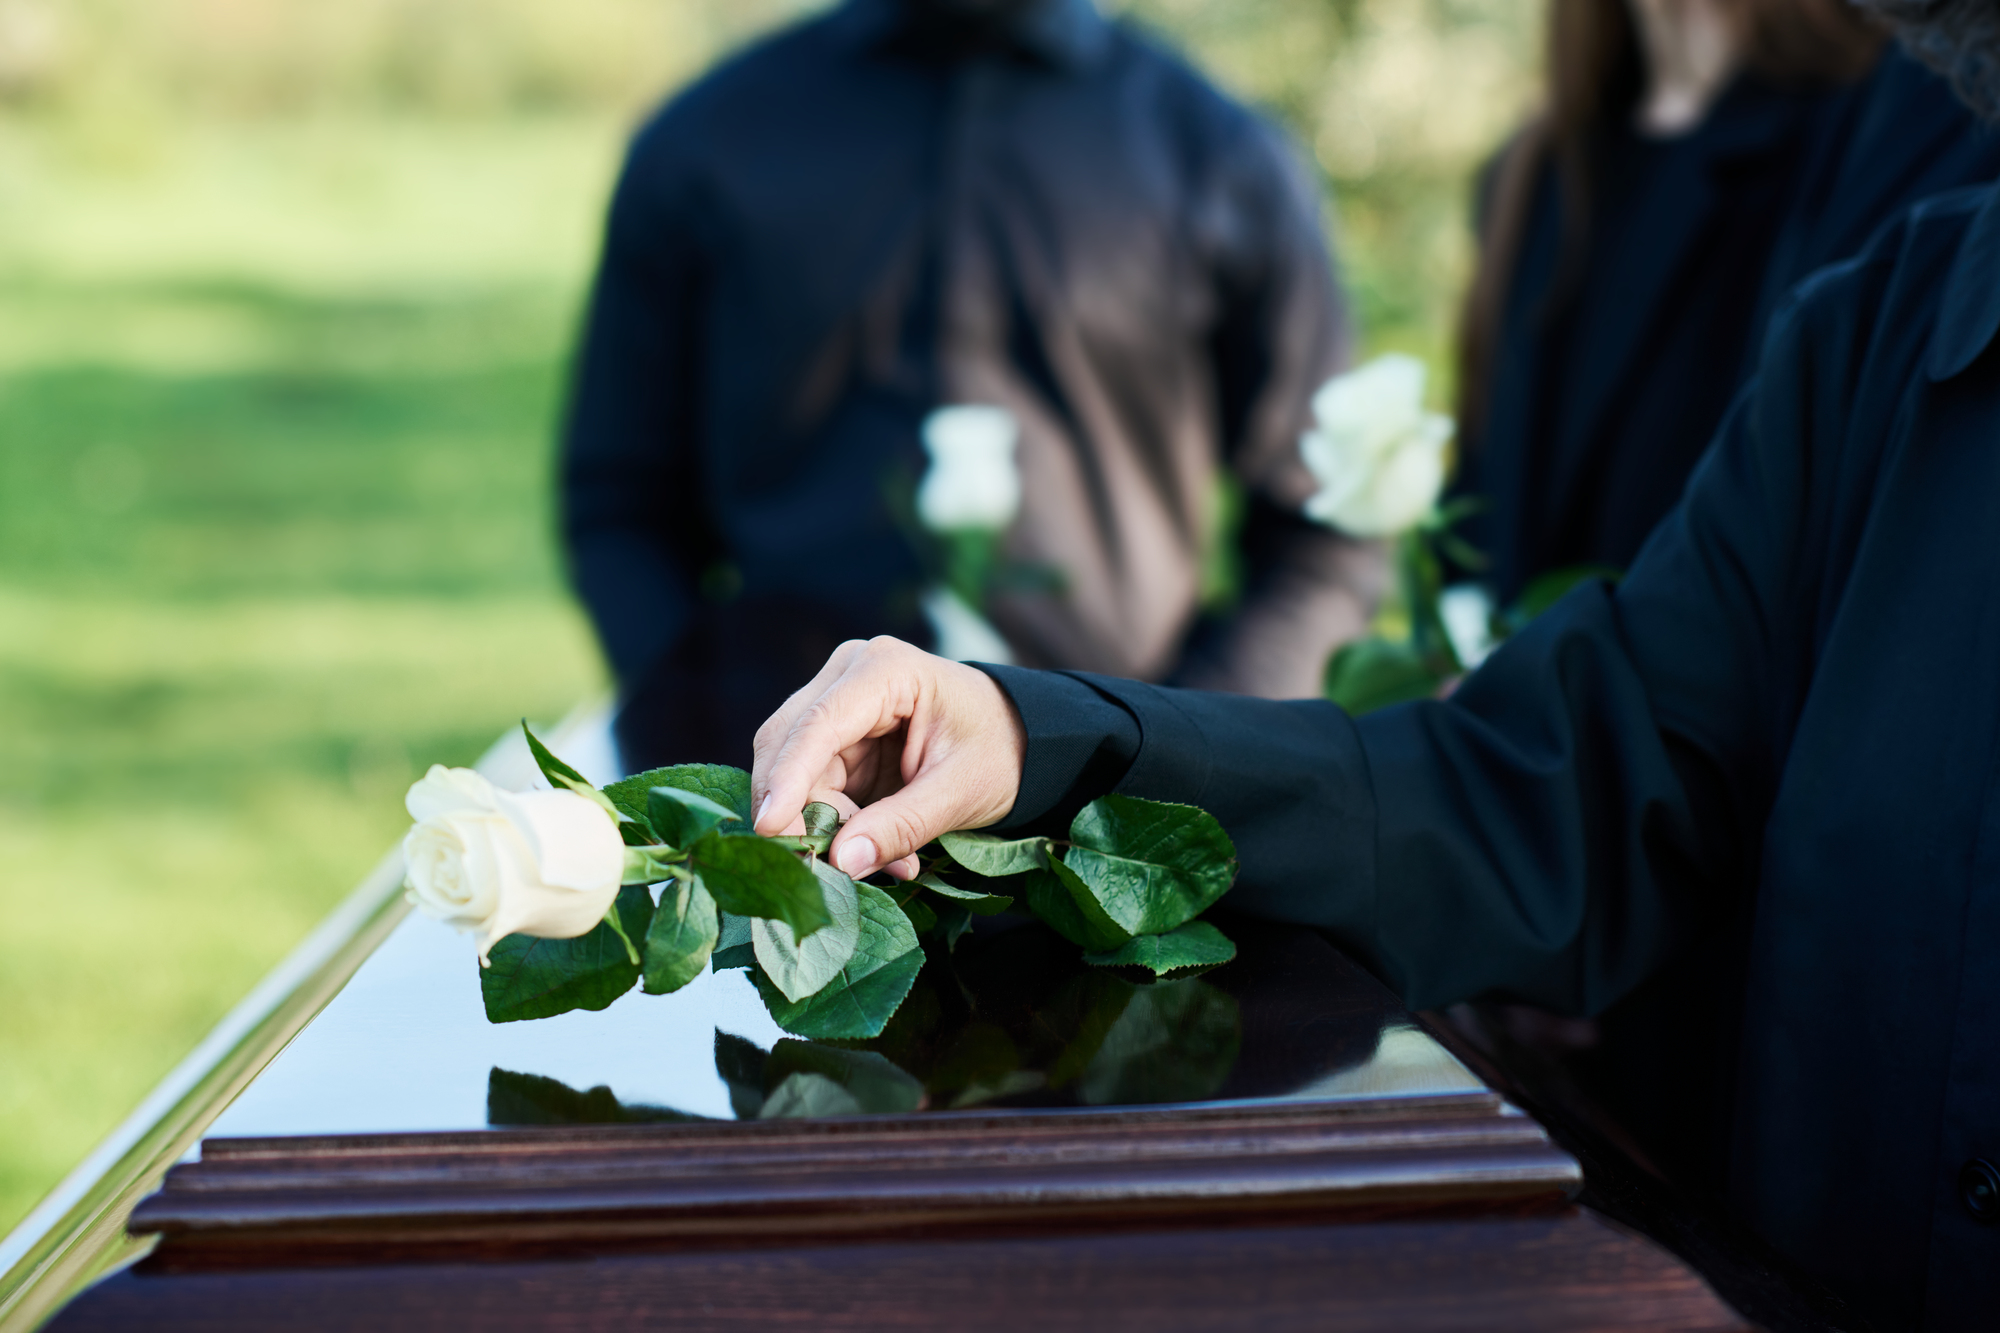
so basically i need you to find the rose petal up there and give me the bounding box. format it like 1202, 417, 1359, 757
477, 817, 620, 957
491, 788, 625, 893
405, 765, 501, 822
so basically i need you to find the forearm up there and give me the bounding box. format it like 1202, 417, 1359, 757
980, 662, 1378, 955
985, 583, 1712, 1017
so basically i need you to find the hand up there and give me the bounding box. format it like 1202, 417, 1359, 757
751, 637, 1027, 881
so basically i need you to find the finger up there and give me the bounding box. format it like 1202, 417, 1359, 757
756, 639, 920, 835
804, 788, 913, 879
750, 640, 870, 827
827, 663, 1024, 878
829, 762, 989, 880
807, 787, 863, 822
776, 785, 860, 837
750, 641, 865, 822
812, 784, 916, 876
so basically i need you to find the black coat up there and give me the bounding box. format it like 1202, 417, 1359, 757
986, 182, 2000, 1331
560, 0, 1351, 772
1455, 49, 2000, 604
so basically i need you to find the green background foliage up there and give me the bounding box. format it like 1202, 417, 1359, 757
0, 0, 1534, 1236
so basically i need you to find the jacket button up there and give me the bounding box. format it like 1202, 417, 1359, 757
1961, 1159, 2000, 1222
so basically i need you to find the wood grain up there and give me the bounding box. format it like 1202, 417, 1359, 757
130, 1097, 1580, 1253
50, 1211, 1752, 1332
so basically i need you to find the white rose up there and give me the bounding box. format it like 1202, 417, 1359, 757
916, 405, 1022, 532
1300, 354, 1454, 538
401, 765, 625, 964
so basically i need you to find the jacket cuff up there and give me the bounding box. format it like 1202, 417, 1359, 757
974, 665, 1141, 831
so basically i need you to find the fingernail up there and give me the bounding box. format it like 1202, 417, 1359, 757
756, 794, 773, 828
836, 835, 878, 878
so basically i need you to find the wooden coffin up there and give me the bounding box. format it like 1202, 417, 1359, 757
0, 706, 1760, 1332
4, 888, 1756, 1331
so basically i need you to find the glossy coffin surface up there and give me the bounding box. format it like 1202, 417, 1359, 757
123, 913, 1584, 1281
48, 904, 1763, 1331
209, 911, 1483, 1138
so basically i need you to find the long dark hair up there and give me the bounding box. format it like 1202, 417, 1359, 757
1455, 0, 1884, 441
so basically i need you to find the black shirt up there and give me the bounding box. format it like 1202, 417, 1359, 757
984, 182, 2000, 1330
1456, 50, 2000, 604
560, 0, 1356, 771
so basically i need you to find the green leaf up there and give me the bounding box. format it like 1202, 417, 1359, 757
919, 1020, 1035, 1108
1021, 859, 1132, 953
647, 786, 740, 851
938, 829, 1049, 877
711, 911, 754, 971
801, 801, 843, 839
1076, 978, 1242, 1106
687, 831, 832, 940
643, 875, 719, 995
758, 1042, 924, 1119
915, 872, 1012, 915
604, 763, 753, 827
522, 721, 591, 791
486, 1068, 701, 1126
1044, 970, 1138, 1090
714, 1031, 768, 1119
480, 884, 653, 1023
751, 859, 862, 1002
930, 897, 974, 950
602, 895, 644, 966
1064, 795, 1237, 937
900, 894, 937, 933
1323, 635, 1448, 716
1083, 920, 1237, 977
622, 844, 682, 885
755, 883, 923, 1040
1507, 563, 1624, 626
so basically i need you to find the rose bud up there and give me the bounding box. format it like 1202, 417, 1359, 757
400, 765, 624, 964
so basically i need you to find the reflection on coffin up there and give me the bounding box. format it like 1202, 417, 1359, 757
3, 709, 1763, 1331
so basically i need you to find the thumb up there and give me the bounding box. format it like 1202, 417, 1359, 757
828, 766, 977, 880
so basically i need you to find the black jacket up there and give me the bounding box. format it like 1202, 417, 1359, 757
987, 182, 2000, 1330
561, 0, 1354, 771
1455, 48, 2000, 603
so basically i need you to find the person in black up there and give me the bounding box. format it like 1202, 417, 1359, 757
1438, 0, 2000, 1209
747, 10, 2000, 1323
1451, 0, 2000, 606
560, 0, 1368, 775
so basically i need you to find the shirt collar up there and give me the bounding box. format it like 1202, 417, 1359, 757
834, 0, 1112, 71
1929, 182, 2000, 381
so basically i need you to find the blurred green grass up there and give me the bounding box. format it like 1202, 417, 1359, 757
0, 0, 1532, 1239
0, 119, 619, 1233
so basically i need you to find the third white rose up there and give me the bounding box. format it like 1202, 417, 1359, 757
916, 404, 1022, 532
1300, 354, 1454, 538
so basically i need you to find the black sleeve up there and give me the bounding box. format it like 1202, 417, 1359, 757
560, 125, 709, 689
977, 665, 1142, 834
975, 258, 1861, 1017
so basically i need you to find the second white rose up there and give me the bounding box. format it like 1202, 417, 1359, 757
401, 764, 625, 963
1300, 353, 1454, 538
916, 404, 1022, 532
